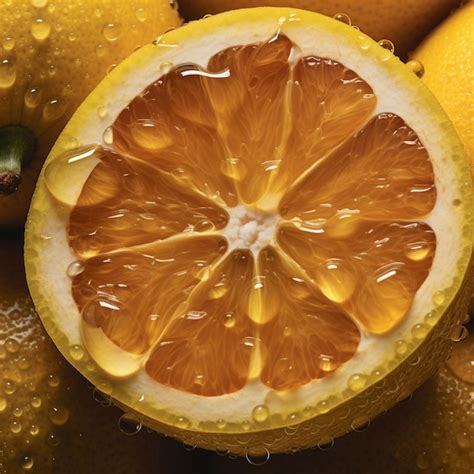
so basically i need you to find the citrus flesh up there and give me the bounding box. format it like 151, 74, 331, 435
0, 0, 181, 228
178, 0, 461, 56
25, 8, 473, 453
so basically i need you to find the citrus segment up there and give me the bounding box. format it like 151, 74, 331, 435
280, 113, 436, 223
73, 236, 228, 360
145, 250, 255, 396
69, 148, 229, 257
257, 247, 360, 390
278, 221, 436, 333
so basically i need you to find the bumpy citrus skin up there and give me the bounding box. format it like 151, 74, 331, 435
414, 1, 474, 173
0, 0, 181, 228
179, 0, 460, 56
25, 8, 473, 455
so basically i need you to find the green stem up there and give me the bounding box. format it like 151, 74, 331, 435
0, 125, 36, 195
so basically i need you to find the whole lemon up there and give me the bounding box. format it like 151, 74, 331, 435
414, 1, 474, 173
0, 0, 181, 228
179, 0, 460, 56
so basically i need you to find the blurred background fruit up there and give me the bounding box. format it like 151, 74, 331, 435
0, 0, 181, 228
179, 0, 461, 57
414, 1, 474, 172
1, 234, 472, 472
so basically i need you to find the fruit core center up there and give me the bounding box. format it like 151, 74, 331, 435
223, 205, 278, 254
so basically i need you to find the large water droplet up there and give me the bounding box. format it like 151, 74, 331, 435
49, 406, 70, 426
24, 87, 42, 108
2, 37, 15, 51
252, 405, 270, 423
245, 448, 270, 466
406, 60, 425, 78
30, 18, 51, 41
333, 13, 351, 25
118, 413, 142, 435
0, 58, 16, 89
102, 23, 122, 42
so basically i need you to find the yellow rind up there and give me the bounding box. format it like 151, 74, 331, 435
25, 7, 473, 454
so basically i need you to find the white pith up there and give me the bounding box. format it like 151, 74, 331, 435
30, 10, 470, 429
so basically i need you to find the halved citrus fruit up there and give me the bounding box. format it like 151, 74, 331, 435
25, 8, 473, 454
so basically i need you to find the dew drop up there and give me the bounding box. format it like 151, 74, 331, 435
102, 23, 122, 42
176, 417, 190, 429
4, 379, 16, 395
24, 87, 42, 108
95, 43, 107, 57
0, 58, 16, 89
333, 13, 351, 25
47, 374, 60, 387
395, 340, 408, 356
405, 241, 433, 261
47, 432, 60, 446
93, 388, 113, 407
0, 397, 7, 412
10, 420, 22, 434
103, 127, 113, 145
135, 7, 147, 22
316, 259, 355, 303
97, 106, 108, 119
42, 98, 67, 122
412, 323, 429, 339
29, 425, 39, 436
69, 344, 85, 361
252, 405, 270, 423
47, 64, 56, 76
67, 261, 84, 278
223, 312, 235, 328
318, 354, 336, 372
348, 373, 368, 392
450, 325, 468, 342
49, 406, 70, 426
194, 220, 215, 233
68, 32, 77, 42
5, 338, 20, 354
3, 37, 15, 51
432, 291, 445, 306
245, 448, 270, 466
30, 18, 51, 41
351, 416, 370, 432
31, 396, 42, 408
378, 39, 395, 53
118, 413, 142, 436
317, 438, 334, 450
21, 455, 34, 470
406, 60, 425, 78
13, 407, 23, 417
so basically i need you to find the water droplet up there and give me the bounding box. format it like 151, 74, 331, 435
351, 416, 370, 432
252, 405, 270, 423
30, 18, 51, 41
194, 220, 215, 233
316, 259, 355, 303
135, 7, 147, 22
68, 32, 77, 42
3, 37, 15, 51
348, 373, 368, 392
69, 344, 85, 360
29, 425, 39, 436
450, 325, 468, 342
395, 340, 408, 356
456, 431, 470, 449
5, 338, 20, 353
0, 58, 16, 88
93, 388, 113, 407
95, 43, 107, 57
49, 406, 70, 426
412, 323, 429, 339
103, 127, 113, 145
97, 106, 108, 119
13, 407, 23, 417
432, 291, 445, 306
406, 60, 425, 78
223, 312, 235, 328
31, 396, 42, 408
176, 417, 190, 429
416, 451, 430, 470
0, 397, 7, 412
317, 438, 334, 450
67, 261, 84, 277
333, 13, 351, 25
245, 448, 270, 466
4, 379, 16, 395
42, 98, 67, 122
318, 354, 336, 372
10, 420, 22, 434
378, 39, 395, 53
47, 374, 60, 387
31, 0, 48, 7
102, 23, 122, 42
118, 413, 142, 436
24, 87, 42, 108
47, 64, 56, 76
47, 432, 60, 446
21, 455, 34, 470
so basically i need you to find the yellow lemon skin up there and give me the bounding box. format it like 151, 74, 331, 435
414, 1, 474, 174
0, 0, 181, 229
179, 0, 460, 56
